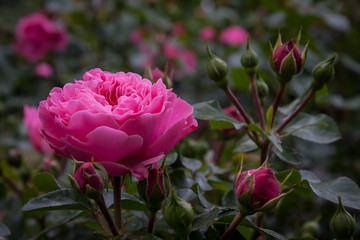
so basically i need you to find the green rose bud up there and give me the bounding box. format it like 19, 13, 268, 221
165, 188, 195, 238
206, 45, 229, 89
241, 38, 259, 77
330, 196, 356, 240
311, 54, 337, 91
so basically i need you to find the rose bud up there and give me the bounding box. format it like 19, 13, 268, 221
330, 196, 356, 239
302, 220, 320, 238
206, 45, 229, 89
72, 162, 108, 200
241, 38, 259, 77
311, 54, 336, 91
234, 167, 279, 214
270, 31, 309, 84
165, 188, 195, 238
137, 163, 170, 212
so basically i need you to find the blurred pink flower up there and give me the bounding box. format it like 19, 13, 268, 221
14, 12, 68, 62
23, 105, 53, 154
35, 62, 53, 78
164, 42, 179, 59
178, 50, 197, 73
199, 26, 216, 41
130, 28, 143, 44
219, 26, 249, 46
151, 68, 164, 81
172, 22, 186, 37
39, 68, 197, 178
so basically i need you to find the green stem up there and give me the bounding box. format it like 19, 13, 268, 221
112, 176, 122, 231
219, 213, 244, 240
250, 212, 265, 240
271, 84, 286, 128
250, 76, 266, 130
95, 196, 119, 237
147, 211, 157, 233
275, 90, 314, 134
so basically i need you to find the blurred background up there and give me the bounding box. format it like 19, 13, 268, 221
0, 0, 359, 239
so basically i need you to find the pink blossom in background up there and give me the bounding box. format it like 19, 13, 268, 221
43, 157, 57, 172
14, 12, 68, 62
23, 105, 53, 154
39, 68, 197, 178
223, 106, 244, 123
172, 22, 186, 37
151, 68, 164, 81
130, 28, 144, 44
219, 25, 249, 46
35, 62, 53, 78
199, 26, 216, 41
164, 42, 179, 59
178, 50, 197, 73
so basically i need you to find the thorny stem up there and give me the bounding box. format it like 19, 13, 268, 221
147, 211, 157, 233
2, 175, 23, 198
112, 176, 123, 232
260, 140, 270, 165
95, 196, 119, 237
275, 90, 314, 134
271, 84, 286, 128
250, 76, 266, 130
219, 213, 245, 240
91, 210, 107, 232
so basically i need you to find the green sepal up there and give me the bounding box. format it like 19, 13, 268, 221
279, 48, 297, 76
255, 188, 294, 212
85, 184, 103, 200
67, 174, 81, 193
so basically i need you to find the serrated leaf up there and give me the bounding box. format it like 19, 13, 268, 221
192, 208, 220, 231
248, 123, 282, 152
221, 190, 238, 209
234, 135, 258, 153
0, 222, 10, 237
283, 113, 341, 144
192, 100, 246, 130
242, 218, 287, 240
300, 170, 360, 210
32, 172, 62, 192
22, 189, 93, 212
274, 146, 303, 164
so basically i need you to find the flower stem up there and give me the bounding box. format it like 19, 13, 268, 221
250, 212, 265, 240
95, 196, 119, 237
2, 174, 23, 198
112, 176, 122, 231
271, 83, 286, 128
250, 76, 266, 130
275, 89, 314, 134
219, 213, 244, 240
147, 211, 157, 233
224, 87, 253, 125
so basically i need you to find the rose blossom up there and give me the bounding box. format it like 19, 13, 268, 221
23, 105, 54, 154
35, 62, 53, 78
219, 26, 249, 46
151, 68, 165, 81
14, 12, 68, 62
199, 26, 216, 41
39, 68, 197, 178
235, 167, 279, 211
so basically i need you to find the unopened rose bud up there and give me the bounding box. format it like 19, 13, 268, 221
165, 188, 195, 238
302, 220, 320, 238
73, 162, 108, 200
235, 167, 279, 214
206, 45, 229, 89
311, 54, 336, 91
241, 38, 259, 77
330, 196, 356, 239
249, 72, 269, 101
270, 31, 309, 84
137, 163, 170, 212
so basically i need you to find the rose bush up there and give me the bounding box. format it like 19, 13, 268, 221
14, 12, 68, 62
39, 68, 197, 178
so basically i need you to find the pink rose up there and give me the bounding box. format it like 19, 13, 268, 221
39, 69, 197, 178
172, 22, 186, 37
151, 68, 165, 81
164, 42, 179, 59
219, 26, 249, 46
178, 50, 197, 74
130, 28, 143, 44
35, 62, 53, 78
235, 167, 279, 211
23, 105, 54, 154
199, 26, 216, 41
14, 12, 68, 62
272, 40, 303, 75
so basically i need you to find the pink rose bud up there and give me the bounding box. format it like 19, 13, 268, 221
235, 167, 279, 213
219, 25, 249, 47
23, 105, 54, 154
35, 62, 53, 78
137, 163, 170, 212
199, 26, 216, 41
130, 28, 143, 44
73, 162, 108, 199
151, 68, 164, 81
43, 157, 60, 174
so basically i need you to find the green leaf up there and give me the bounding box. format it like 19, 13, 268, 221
0, 222, 10, 237
300, 170, 360, 210
274, 146, 304, 164
181, 157, 202, 172
234, 135, 258, 153
275, 169, 302, 186
242, 218, 288, 240
192, 100, 246, 130
283, 113, 341, 144
248, 124, 282, 152
192, 207, 220, 231
22, 189, 94, 212
230, 67, 250, 91
32, 172, 62, 192
169, 169, 195, 189
266, 105, 274, 131
103, 190, 146, 211
221, 190, 238, 209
